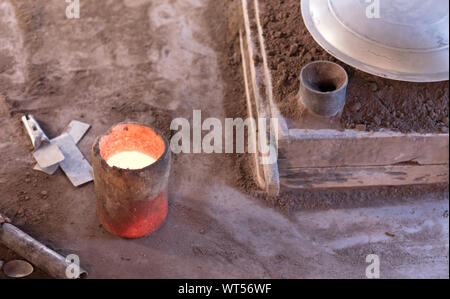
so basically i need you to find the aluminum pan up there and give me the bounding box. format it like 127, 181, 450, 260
301, 0, 449, 82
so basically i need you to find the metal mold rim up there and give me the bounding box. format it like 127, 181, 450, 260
301, 0, 449, 82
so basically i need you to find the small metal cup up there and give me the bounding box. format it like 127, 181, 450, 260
299, 61, 349, 117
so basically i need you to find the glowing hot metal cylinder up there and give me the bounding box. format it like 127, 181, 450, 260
92, 123, 171, 239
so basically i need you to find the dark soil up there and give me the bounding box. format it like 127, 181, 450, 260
260, 0, 449, 133
281, 183, 449, 213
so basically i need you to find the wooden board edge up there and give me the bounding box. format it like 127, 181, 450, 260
280, 129, 449, 167
241, 0, 280, 195
280, 164, 449, 189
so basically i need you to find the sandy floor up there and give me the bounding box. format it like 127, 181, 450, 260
0, 0, 449, 279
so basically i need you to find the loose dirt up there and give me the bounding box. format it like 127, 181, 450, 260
260, 0, 449, 133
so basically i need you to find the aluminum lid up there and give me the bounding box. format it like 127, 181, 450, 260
301, 0, 449, 82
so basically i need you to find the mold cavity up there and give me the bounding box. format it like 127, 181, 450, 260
99, 124, 165, 170
316, 81, 337, 92
301, 61, 347, 93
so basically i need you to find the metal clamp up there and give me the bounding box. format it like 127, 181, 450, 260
21, 115, 50, 149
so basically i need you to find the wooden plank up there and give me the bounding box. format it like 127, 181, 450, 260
280, 164, 449, 189
241, 0, 280, 196
251, 0, 289, 139
239, 29, 265, 190
280, 129, 449, 168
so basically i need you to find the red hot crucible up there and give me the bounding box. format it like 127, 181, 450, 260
92, 123, 171, 239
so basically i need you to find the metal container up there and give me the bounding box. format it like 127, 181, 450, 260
301, 0, 449, 82
299, 61, 349, 117
92, 124, 171, 239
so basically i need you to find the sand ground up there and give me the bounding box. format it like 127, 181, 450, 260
0, 0, 448, 279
